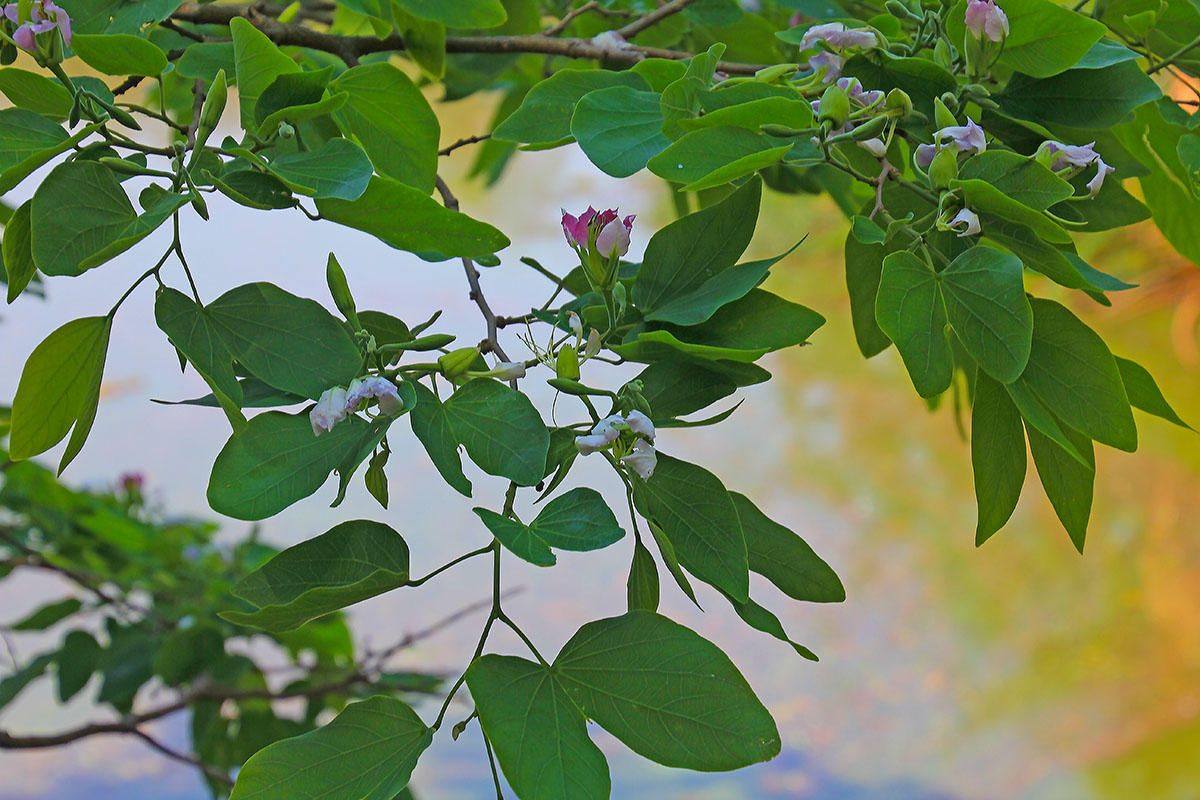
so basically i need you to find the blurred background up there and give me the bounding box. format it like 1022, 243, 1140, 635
2, 88, 1200, 800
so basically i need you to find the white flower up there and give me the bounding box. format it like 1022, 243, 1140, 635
310, 386, 349, 436
585, 328, 601, 359
491, 361, 526, 380
344, 376, 403, 415
799, 22, 878, 51
566, 310, 583, 338
621, 439, 657, 480
1039, 141, 1116, 197
625, 409, 655, 439
575, 414, 623, 455
1085, 159, 1115, 197
949, 208, 981, 237
857, 137, 888, 158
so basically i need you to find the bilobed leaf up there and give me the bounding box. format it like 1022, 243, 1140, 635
493, 69, 649, 145
631, 453, 749, 601
222, 520, 410, 631
874, 251, 953, 398
442, 379, 549, 486
571, 87, 671, 178
1016, 298, 1137, 452
154, 287, 245, 430
475, 507, 555, 566
208, 410, 368, 520
229, 696, 431, 800
10, 316, 111, 461
466, 655, 610, 800
938, 246, 1033, 383
269, 138, 372, 200
1005, 379, 1090, 466
476, 488, 625, 565
204, 282, 361, 399
317, 176, 510, 259
554, 611, 780, 770
647, 126, 776, 185
231, 16, 301, 129
10, 597, 82, 630
999, 61, 1161, 129
972, 372, 1027, 545
71, 33, 168, 76
1026, 421, 1095, 552
634, 177, 761, 313
1115, 356, 1192, 430
330, 63, 439, 193
408, 381, 472, 497
731, 492, 844, 603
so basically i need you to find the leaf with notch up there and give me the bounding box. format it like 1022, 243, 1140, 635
442, 379, 548, 486
874, 251, 952, 398
939, 246, 1033, 383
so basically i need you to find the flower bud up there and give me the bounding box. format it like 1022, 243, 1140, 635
885, 88, 913, 119
849, 115, 888, 141
194, 69, 226, 153
278, 122, 295, 139
325, 253, 359, 327
933, 38, 954, 70
556, 346, 580, 380
439, 347, 480, 378
965, 0, 1009, 42
929, 146, 959, 191
934, 97, 957, 131
818, 83, 850, 130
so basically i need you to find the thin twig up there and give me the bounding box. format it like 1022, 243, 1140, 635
131, 728, 233, 787
541, 1, 633, 35
438, 134, 491, 156
617, 0, 701, 39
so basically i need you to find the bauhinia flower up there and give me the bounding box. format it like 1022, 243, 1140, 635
1037, 140, 1115, 197
857, 137, 888, 158
344, 376, 403, 415
807, 51, 844, 83
799, 22, 879, 51
310, 386, 349, 436
561, 207, 636, 289
3, 0, 71, 52
914, 119, 987, 167
949, 208, 981, 237
625, 409, 655, 439
965, 0, 1009, 42
490, 361, 527, 381
566, 310, 583, 339
621, 439, 657, 480
575, 414, 624, 455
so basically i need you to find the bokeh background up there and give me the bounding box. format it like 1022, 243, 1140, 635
2, 87, 1200, 800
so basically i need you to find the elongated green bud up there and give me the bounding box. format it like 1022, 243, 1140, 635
929, 146, 959, 191
818, 84, 850, 130
850, 115, 888, 141
195, 69, 227, 153
886, 88, 913, 119
761, 123, 811, 138
933, 96, 957, 130
325, 253, 359, 328
389, 334, 457, 352
547, 378, 614, 397
556, 346, 580, 380
439, 347, 480, 377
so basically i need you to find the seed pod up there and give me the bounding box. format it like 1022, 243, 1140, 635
325, 253, 359, 328
818, 83, 850, 130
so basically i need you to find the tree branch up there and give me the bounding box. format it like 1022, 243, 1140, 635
617, 0, 701, 40
168, 4, 766, 75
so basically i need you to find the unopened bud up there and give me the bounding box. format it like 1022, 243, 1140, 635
928, 146, 959, 191
439, 347, 480, 377
886, 88, 913, 119
556, 346, 580, 380
818, 84, 850, 130
325, 253, 359, 328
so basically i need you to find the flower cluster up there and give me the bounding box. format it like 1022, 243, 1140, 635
1037, 140, 1115, 197
575, 410, 657, 480
914, 120, 987, 168
965, 0, 1009, 42
310, 376, 403, 436
2, 0, 71, 52
561, 206, 636, 291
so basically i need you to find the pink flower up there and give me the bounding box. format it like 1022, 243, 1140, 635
344, 376, 403, 415
914, 120, 987, 167
1038, 140, 1115, 196
595, 213, 634, 258
807, 51, 844, 82
562, 206, 635, 258
310, 386, 349, 435
4, 0, 71, 51
561, 207, 595, 249
799, 22, 878, 51
119, 472, 145, 493
965, 0, 1009, 42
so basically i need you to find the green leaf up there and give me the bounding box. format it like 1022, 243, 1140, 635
442, 378, 548, 486
958, 150, 1075, 210
723, 592, 819, 661
466, 655, 610, 800
394, 0, 506, 27
10, 316, 111, 461
56, 630, 100, 702
0, 68, 72, 120
31, 162, 188, 276
207, 410, 368, 520
571, 87, 670, 178
648, 126, 776, 185
394, 9, 445, 79
731, 492, 844, 603
843, 226, 893, 357
317, 175, 509, 259
1026, 420, 1095, 552
231, 16, 301, 129
662, 288, 825, 353
1005, 379, 1090, 466
679, 96, 811, 132
230, 696, 431, 800
661, 44, 725, 140
951, 178, 1071, 244
493, 69, 649, 145
627, 539, 660, 612
330, 63, 439, 193
633, 58, 688, 93
840, 51, 956, 117
644, 242, 800, 326
71, 33, 168, 75
874, 251, 953, 398
0, 108, 67, 178
634, 177, 761, 314
635, 360, 736, 419
407, 381, 472, 497
0, 653, 54, 711
0, 118, 102, 196
203, 282, 361, 399
210, 169, 296, 210
4, 199, 36, 304
612, 329, 768, 365
1016, 298, 1137, 452
269, 138, 372, 200
475, 487, 624, 566
953, 0, 1105, 78
939, 246, 1033, 383
255, 67, 332, 127
223, 520, 410, 631
999, 61, 1161, 129
554, 611, 780, 770
10, 597, 82, 630
1115, 356, 1192, 430
175, 42, 236, 80
979, 216, 1094, 290
631, 453, 749, 601
257, 92, 349, 139
971, 372, 1027, 545
155, 287, 246, 431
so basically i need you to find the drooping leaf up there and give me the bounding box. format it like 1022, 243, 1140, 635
229, 696, 431, 800
474, 487, 624, 566
731, 492, 844, 603
723, 592, 819, 661
972, 372, 1028, 545
4, 199, 37, 303
1115, 356, 1192, 430
407, 381, 472, 497
874, 251, 953, 398
554, 611, 780, 770
442, 379, 549, 486
1026, 420, 1095, 552
627, 539, 660, 612
10, 597, 82, 630
223, 520, 410, 631
938, 246, 1033, 383
56, 630, 100, 702
571, 87, 671, 178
